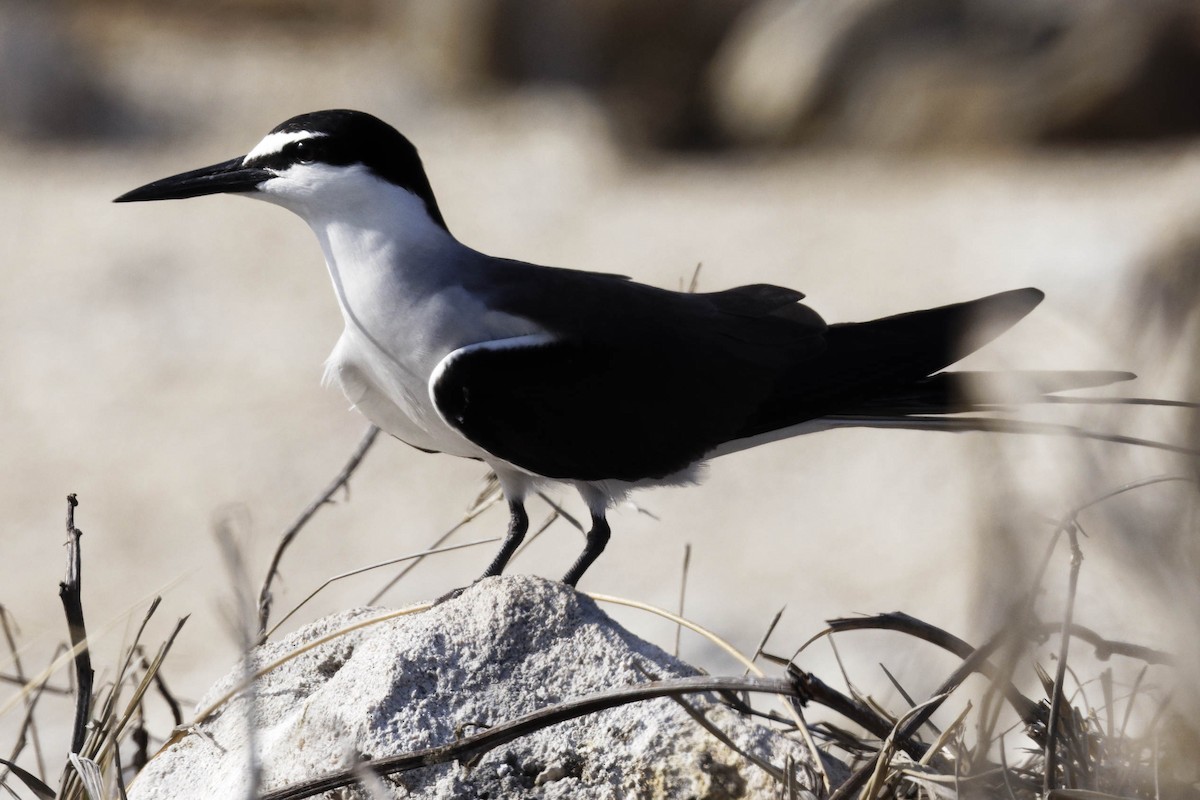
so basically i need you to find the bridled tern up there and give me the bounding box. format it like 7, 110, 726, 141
115, 109, 1129, 587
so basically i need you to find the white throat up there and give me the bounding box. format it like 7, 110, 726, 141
258, 163, 464, 337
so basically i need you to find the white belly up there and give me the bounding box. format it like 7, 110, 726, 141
323, 330, 480, 459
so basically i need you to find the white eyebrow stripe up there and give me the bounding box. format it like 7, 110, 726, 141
243, 130, 327, 164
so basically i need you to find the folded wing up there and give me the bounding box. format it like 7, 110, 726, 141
433, 273, 1049, 482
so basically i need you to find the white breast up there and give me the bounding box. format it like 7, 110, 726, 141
260, 163, 546, 461
325, 329, 478, 457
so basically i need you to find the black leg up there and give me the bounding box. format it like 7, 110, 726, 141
561, 513, 610, 587
478, 500, 529, 580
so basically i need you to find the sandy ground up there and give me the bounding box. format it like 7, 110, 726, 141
4, 18, 1200, 764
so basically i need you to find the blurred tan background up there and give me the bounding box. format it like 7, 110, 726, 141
5, 0, 1200, 768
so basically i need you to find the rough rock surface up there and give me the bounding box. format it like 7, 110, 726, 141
129, 576, 838, 799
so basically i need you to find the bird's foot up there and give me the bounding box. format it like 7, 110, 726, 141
433, 585, 469, 605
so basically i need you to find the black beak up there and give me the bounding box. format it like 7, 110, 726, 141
114, 157, 273, 203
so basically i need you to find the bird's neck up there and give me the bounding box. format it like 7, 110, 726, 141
303, 188, 466, 338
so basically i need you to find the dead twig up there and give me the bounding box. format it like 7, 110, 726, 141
764, 656, 929, 763
58, 495, 93, 758
1044, 523, 1085, 794
879, 661, 942, 738
367, 484, 504, 605
0, 606, 48, 782
267, 538, 499, 637
1031, 623, 1173, 666
256, 676, 798, 800
257, 425, 380, 641
827, 623, 1016, 800
0, 757, 53, 800
825, 612, 1042, 725
152, 671, 183, 728
0, 674, 69, 695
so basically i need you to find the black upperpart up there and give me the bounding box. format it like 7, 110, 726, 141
249, 109, 448, 229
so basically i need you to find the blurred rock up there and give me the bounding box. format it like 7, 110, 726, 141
0, 0, 130, 141
102, 0, 375, 30
386, 0, 755, 151
60, 0, 1200, 151
706, 0, 888, 148
129, 576, 835, 798
389, 0, 1200, 151
486, 0, 756, 150
710, 0, 1200, 149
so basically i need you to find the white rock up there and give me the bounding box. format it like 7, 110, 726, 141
129, 575, 840, 799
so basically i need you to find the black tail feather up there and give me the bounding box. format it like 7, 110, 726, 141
853, 369, 1139, 415
736, 288, 1045, 438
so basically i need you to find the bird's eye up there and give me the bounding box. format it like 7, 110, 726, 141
293, 141, 315, 165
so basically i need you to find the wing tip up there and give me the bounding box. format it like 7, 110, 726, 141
997, 286, 1045, 316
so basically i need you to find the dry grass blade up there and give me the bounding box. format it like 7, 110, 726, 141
630, 660, 789, 784
975, 502, 1073, 758
83, 597, 163, 753
216, 520, 267, 800
1118, 665, 1149, 740
828, 623, 1016, 800
116, 599, 161, 678
265, 537, 500, 638
532, 491, 586, 533
860, 693, 949, 800
997, 732, 1022, 800
879, 661, 942, 739
257, 425, 381, 641
0, 757, 54, 800
0, 674, 67, 695
761, 655, 928, 763
669, 691, 788, 784
256, 676, 798, 800
827, 612, 1041, 726
189, 603, 431, 730
60, 593, 185, 790
589, 593, 761, 675
628, 662, 796, 786
746, 607, 786, 677
0, 607, 47, 782
585, 592, 831, 791
675, 543, 691, 659
918, 701, 971, 768
66, 754, 103, 800
93, 616, 189, 768
366, 487, 504, 605
111, 741, 129, 800
1044, 524, 1085, 795
1099, 669, 1114, 741
4, 680, 49, 791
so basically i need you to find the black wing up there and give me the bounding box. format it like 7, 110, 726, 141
436, 261, 1042, 482
434, 269, 827, 481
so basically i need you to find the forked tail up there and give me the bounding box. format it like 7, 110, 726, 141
710, 288, 1195, 458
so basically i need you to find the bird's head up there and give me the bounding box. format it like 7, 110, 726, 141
115, 109, 448, 232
